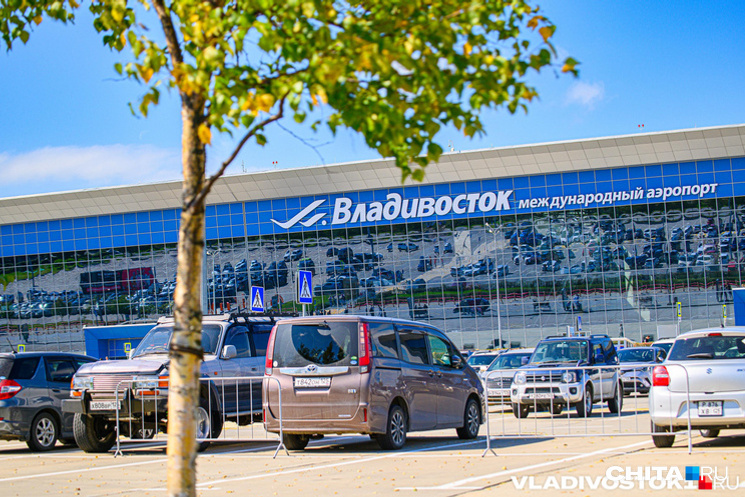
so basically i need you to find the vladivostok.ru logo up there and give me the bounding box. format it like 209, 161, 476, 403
512, 466, 741, 491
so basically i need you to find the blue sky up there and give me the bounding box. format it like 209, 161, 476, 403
1, 1, 743, 200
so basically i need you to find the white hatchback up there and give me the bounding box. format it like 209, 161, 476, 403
649, 328, 745, 447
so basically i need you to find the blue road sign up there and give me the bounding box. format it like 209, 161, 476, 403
298, 270, 313, 304
577, 315, 582, 332
250, 286, 265, 313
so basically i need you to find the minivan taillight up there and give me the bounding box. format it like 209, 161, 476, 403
359, 322, 372, 374
652, 365, 670, 387
0, 379, 22, 400
265, 324, 278, 376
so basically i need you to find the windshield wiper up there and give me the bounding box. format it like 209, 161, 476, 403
686, 352, 714, 359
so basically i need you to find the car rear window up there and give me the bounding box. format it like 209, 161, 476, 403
668, 335, 745, 361
273, 321, 358, 367
0, 357, 40, 380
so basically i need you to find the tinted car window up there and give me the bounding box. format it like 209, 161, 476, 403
251, 326, 272, 356
369, 322, 399, 359
273, 321, 357, 366
224, 326, 251, 358
427, 334, 452, 367
8, 357, 40, 380
668, 335, 745, 360
618, 348, 654, 362
45, 357, 76, 383
399, 329, 428, 365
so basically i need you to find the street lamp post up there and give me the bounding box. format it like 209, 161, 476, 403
485, 223, 503, 349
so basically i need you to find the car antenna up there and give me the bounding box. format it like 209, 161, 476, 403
4, 335, 18, 353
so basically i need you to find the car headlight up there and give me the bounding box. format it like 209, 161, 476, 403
562, 371, 577, 383
72, 376, 94, 390
514, 372, 527, 384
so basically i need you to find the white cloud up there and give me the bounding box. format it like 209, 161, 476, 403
565, 81, 605, 109
0, 144, 181, 197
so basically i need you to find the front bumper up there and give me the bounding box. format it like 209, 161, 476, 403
511, 382, 584, 406
63, 392, 169, 419
649, 386, 745, 430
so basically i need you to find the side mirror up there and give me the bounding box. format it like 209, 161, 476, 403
452, 355, 463, 369
222, 344, 237, 359
128, 349, 135, 360
521, 356, 530, 366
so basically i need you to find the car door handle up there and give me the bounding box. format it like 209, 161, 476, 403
52, 389, 61, 393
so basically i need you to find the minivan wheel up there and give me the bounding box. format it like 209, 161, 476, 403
700, 429, 720, 438
27, 412, 58, 451
73, 413, 116, 453
283, 433, 310, 450
651, 422, 675, 448
456, 398, 481, 439
377, 405, 407, 450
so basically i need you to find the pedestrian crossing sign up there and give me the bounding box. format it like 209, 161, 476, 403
298, 270, 313, 304
18, 344, 25, 353
250, 286, 265, 313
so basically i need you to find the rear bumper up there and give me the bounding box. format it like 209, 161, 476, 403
649, 387, 745, 429
263, 401, 377, 435
0, 406, 31, 441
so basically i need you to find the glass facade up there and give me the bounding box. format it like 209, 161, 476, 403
2, 156, 745, 353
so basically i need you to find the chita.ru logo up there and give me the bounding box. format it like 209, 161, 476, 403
685, 466, 740, 490
511, 465, 742, 491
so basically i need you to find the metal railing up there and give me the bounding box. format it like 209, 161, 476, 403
108, 376, 286, 457
480, 363, 695, 456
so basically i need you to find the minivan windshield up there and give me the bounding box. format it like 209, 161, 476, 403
668, 334, 745, 361
273, 321, 358, 367
133, 324, 222, 357
531, 340, 588, 364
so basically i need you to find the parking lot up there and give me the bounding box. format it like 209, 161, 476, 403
2, 405, 743, 496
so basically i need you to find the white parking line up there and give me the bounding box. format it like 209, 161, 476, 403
0, 456, 167, 483
195, 438, 486, 488
397, 439, 652, 491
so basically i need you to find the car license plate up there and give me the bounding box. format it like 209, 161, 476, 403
294, 377, 331, 388
527, 393, 553, 399
488, 388, 509, 397
698, 401, 723, 416
90, 401, 121, 411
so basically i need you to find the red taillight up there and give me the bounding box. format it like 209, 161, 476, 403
359, 322, 371, 373
652, 365, 670, 387
265, 324, 278, 376
0, 379, 22, 400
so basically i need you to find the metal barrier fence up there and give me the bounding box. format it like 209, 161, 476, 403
481, 363, 694, 456
110, 376, 287, 457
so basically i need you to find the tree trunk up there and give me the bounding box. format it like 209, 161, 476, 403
167, 96, 207, 497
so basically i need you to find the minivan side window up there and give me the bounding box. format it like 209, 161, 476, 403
369, 322, 399, 359
398, 329, 429, 365
427, 334, 452, 367
9, 357, 40, 380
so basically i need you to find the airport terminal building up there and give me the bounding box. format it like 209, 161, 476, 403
2, 124, 745, 353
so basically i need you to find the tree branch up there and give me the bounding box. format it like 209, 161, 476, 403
188, 95, 287, 210
152, 0, 184, 90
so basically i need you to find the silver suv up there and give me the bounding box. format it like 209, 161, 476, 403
510, 335, 622, 418
63, 313, 277, 452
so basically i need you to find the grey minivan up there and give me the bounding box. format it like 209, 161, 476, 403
262, 315, 484, 450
